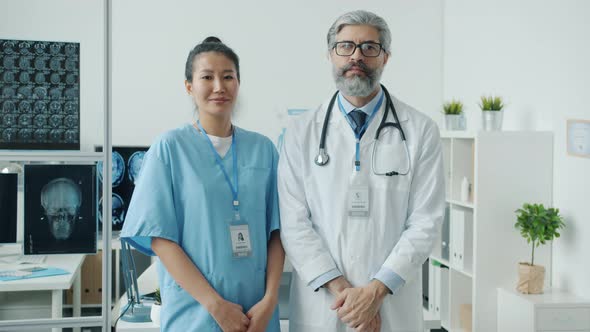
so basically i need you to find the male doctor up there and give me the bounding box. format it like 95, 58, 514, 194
278, 10, 445, 332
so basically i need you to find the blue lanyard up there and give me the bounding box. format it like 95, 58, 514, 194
337, 92, 384, 171
196, 121, 239, 212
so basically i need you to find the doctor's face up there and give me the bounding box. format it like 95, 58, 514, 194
330, 25, 389, 97
185, 52, 239, 119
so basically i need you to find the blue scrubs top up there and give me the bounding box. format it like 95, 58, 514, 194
121, 123, 280, 331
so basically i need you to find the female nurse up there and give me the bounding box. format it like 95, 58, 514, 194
121, 36, 284, 332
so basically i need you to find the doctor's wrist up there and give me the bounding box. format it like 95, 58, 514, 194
325, 276, 352, 296
368, 279, 389, 300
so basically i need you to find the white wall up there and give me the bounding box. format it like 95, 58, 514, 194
0, 0, 106, 151
111, 0, 443, 145
444, 0, 590, 301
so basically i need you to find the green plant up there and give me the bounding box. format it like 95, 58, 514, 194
154, 288, 161, 305
515, 203, 565, 266
479, 95, 504, 111
443, 100, 464, 115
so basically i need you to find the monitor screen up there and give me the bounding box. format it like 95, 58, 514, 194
0, 173, 18, 243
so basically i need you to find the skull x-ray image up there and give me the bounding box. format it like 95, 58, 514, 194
95, 146, 149, 230
41, 178, 82, 240
0, 173, 18, 244
24, 164, 97, 254
0, 39, 80, 150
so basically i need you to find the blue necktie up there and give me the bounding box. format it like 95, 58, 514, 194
349, 109, 367, 136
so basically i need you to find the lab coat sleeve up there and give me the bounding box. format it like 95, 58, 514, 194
309, 269, 343, 291
372, 267, 405, 295
266, 142, 281, 240
382, 120, 445, 283
278, 119, 340, 285
120, 137, 179, 256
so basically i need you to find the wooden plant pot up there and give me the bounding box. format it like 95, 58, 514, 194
517, 263, 545, 294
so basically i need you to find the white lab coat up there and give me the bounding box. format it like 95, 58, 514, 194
278, 93, 445, 332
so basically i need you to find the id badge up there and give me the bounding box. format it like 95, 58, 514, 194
228, 212, 252, 258
348, 185, 370, 217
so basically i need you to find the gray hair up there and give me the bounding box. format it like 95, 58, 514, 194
326, 10, 391, 54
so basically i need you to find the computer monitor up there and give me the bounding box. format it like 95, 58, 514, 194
0, 173, 18, 244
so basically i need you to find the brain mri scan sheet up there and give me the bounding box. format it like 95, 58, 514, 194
96, 146, 149, 230
24, 164, 97, 254
0, 39, 80, 150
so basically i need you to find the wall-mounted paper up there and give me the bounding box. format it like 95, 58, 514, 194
567, 119, 590, 158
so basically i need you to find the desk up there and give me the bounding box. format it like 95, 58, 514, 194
0, 254, 85, 332
116, 320, 159, 332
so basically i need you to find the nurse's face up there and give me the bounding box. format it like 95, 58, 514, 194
185, 52, 239, 118
330, 25, 389, 97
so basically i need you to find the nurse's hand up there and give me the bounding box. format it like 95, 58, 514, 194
330, 280, 388, 329
210, 299, 250, 332
245, 296, 277, 332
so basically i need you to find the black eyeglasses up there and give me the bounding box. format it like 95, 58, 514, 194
333, 41, 384, 57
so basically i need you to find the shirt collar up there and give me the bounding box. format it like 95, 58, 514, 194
338, 86, 383, 116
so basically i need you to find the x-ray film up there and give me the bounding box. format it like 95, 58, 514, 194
24, 164, 97, 254
1, 39, 80, 150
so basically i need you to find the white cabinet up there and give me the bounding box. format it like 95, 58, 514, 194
498, 288, 590, 332
426, 131, 553, 332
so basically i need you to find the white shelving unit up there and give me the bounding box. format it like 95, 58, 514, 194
426, 131, 553, 332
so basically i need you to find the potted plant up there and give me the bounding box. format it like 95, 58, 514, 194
443, 99, 466, 130
514, 203, 565, 294
479, 95, 504, 131
150, 288, 161, 326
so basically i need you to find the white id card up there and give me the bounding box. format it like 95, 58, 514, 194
348, 185, 369, 217
229, 224, 252, 258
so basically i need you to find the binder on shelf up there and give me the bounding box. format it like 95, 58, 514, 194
451, 208, 466, 270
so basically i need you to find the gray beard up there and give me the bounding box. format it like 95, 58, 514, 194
332, 65, 383, 97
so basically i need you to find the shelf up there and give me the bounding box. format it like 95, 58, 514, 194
440, 131, 476, 139
0, 151, 104, 162
441, 320, 451, 331
430, 255, 450, 267
454, 268, 473, 279
423, 307, 441, 330
447, 199, 474, 209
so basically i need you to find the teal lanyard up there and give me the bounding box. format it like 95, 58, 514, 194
196, 121, 239, 213
337, 92, 385, 171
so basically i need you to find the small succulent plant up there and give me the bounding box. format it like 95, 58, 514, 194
479, 95, 504, 111
443, 100, 464, 115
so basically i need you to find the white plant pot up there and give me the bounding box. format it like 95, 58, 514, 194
150, 303, 161, 326
444, 114, 466, 131
482, 110, 503, 131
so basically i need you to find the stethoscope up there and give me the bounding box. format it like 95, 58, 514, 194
314, 84, 411, 176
